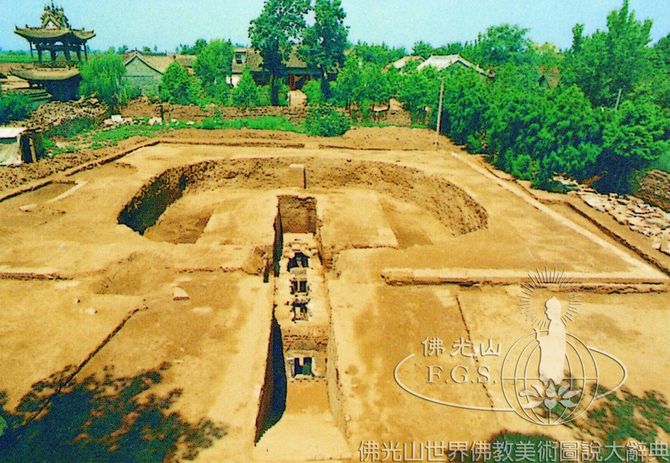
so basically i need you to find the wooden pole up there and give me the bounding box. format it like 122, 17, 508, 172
435, 77, 445, 149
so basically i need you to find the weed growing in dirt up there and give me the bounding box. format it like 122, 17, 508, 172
90, 123, 167, 145
46, 117, 98, 139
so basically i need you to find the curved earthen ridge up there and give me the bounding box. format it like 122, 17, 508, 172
118, 157, 489, 237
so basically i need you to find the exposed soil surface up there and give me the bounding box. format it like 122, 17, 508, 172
0, 127, 449, 195
0, 128, 668, 462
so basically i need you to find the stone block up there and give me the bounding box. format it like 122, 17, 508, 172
173, 287, 190, 301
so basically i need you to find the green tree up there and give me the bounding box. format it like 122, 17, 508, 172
179, 38, 209, 55
598, 101, 669, 192
412, 41, 435, 59
540, 86, 603, 181
194, 39, 234, 103
232, 68, 261, 108
532, 42, 563, 68
249, 0, 310, 105
80, 54, 130, 108
396, 70, 438, 123
435, 42, 466, 57
357, 63, 391, 113
350, 41, 406, 66
332, 53, 362, 109
655, 33, 670, 67
299, 0, 348, 98
440, 68, 490, 148
160, 61, 193, 105
571, 24, 585, 53
563, 0, 654, 107
469, 24, 532, 67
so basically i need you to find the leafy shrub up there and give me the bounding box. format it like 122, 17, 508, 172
510, 153, 535, 181
240, 115, 299, 131
200, 116, 224, 130
465, 133, 485, 153
278, 82, 290, 106
258, 81, 290, 107
301, 80, 323, 106
80, 54, 130, 108
258, 86, 271, 107
193, 39, 234, 102
0, 93, 33, 123
304, 104, 351, 137
160, 62, 194, 105
596, 100, 669, 192
232, 68, 260, 108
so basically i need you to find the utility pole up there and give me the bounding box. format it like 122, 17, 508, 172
435, 77, 445, 150
614, 88, 623, 112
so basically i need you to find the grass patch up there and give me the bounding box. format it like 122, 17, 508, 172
90, 123, 168, 146
42, 136, 78, 157
0, 53, 32, 64
43, 120, 170, 157
41, 115, 305, 157
352, 119, 427, 129
198, 115, 302, 133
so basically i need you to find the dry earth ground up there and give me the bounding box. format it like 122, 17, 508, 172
0, 127, 668, 462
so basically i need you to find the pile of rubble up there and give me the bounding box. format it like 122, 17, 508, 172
559, 177, 670, 255
636, 169, 670, 212
24, 98, 108, 132
102, 114, 163, 127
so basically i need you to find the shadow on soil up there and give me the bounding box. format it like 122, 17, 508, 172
570, 386, 670, 452
0, 362, 226, 462
441, 387, 670, 462
257, 318, 287, 440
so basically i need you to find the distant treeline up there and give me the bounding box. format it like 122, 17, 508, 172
398, 0, 670, 193
5, 0, 668, 193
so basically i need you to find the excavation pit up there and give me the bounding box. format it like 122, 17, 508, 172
1, 130, 668, 462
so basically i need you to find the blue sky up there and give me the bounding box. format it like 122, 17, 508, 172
1, 0, 668, 52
